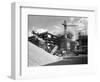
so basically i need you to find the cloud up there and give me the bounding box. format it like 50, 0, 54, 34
28, 31, 33, 37
50, 25, 64, 35
28, 26, 48, 36
36, 28, 48, 33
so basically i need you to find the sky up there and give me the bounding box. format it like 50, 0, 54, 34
28, 15, 88, 40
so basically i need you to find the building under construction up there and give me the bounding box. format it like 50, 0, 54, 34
28, 20, 88, 57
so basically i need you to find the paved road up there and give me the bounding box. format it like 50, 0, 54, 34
45, 55, 88, 66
